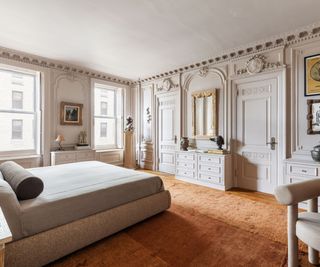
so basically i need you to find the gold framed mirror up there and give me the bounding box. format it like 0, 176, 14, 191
192, 89, 217, 138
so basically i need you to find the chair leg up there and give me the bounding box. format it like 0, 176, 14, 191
288, 205, 298, 267
308, 247, 319, 265
307, 198, 319, 265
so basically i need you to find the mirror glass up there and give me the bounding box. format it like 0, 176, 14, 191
192, 89, 217, 138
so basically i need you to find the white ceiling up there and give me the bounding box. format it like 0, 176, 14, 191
0, 0, 320, 80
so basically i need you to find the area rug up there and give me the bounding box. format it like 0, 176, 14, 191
49, 176, 310, 267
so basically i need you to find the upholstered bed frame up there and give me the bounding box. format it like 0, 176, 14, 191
5, 190, 171, 267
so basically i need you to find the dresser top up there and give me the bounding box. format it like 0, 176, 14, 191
285, 158, 320, 166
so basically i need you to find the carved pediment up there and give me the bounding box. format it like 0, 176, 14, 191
156, 78, 178, 92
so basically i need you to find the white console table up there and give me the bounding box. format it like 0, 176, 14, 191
175, 151, 232, 191
50, 150, 96, 165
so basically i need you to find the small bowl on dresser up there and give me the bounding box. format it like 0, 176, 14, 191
311, 145, 320, 162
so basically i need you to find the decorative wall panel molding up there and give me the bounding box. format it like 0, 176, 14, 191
0, 46, 132, 85
137, 22, 320, 84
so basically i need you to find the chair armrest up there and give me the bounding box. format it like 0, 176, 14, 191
274, 179, 320, 205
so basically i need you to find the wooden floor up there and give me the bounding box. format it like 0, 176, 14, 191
141, 169, 279, 206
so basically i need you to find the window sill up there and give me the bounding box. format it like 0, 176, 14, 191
0, 154, 41, 161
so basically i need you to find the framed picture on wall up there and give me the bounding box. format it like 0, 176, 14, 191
60, 102, 83, 126
307, 99, 320, 134
305, 54, 320, 96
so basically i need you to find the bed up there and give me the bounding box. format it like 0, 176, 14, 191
0, 161, 171, 267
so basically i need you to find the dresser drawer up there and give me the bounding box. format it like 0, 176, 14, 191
55, 153, 76, 162
198, 173, 223, 185
198, 164, 222, 175
176, 161, 196, 170
77, 151, 96, 161
198, 155, 222, 165
287, 164, 318, 177
176, 153, 196, 162
176, 169, 196, 179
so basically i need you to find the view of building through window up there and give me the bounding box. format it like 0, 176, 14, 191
0, 67, 40, 154
94, 82, 123, 149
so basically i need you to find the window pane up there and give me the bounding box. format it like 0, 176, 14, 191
0, 112, 35, 151
12, 91, 23, 109
0, 70, 35, 112
94, 118, 115, 147
100, 102, 108, 116
94, 88, 115, 116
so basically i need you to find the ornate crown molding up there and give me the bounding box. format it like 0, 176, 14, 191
0, 46, 133, 86
136, 22, 320, 84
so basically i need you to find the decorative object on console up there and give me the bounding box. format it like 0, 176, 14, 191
246, 55, 265, 74
77, 131, 88, 146
55, 134, 65, 151
180, 137, 189, 151
192, 89, 217, 138
60, 102, 83, 126
124, 116, 134, 132
304, 53, 320, 96
311, 144, 320, 162
307, 99, 320, 134
210, 135, 225, 150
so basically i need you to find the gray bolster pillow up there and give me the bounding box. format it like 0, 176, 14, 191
0, 161, 44, 200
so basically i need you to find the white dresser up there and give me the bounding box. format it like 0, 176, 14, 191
285, 158, 320, 184
285, 158, 320, 208
175, 151, 232, 191
50, 150, 96, 165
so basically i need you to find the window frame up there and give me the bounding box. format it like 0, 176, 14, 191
0, 66, 41, 157
92, 80, 124, 150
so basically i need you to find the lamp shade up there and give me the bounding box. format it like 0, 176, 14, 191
55, 134, 65, 142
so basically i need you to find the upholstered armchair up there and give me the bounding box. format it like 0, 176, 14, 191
275, 179, 320, 267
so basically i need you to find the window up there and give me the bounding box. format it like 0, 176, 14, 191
100, 101, 108, 115
93, 82, 123, 149
12, 120, 23, 139
12, 91, 23, 109
0, 66, 41, 155
100, 122, 107, 137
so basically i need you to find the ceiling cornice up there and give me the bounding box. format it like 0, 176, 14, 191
0, 46, 134, 86
136, 22, 320, 84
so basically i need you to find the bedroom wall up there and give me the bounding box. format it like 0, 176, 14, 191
134, 24, 320, 170
0, 50, 132, 168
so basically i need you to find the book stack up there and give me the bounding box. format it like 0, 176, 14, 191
74, 144, 90, 150
207, 149, 228, 155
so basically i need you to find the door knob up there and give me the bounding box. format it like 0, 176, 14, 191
266, 137, 277, 150
174, 135, 177, 144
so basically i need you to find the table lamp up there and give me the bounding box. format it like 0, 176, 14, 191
55, 134, 65, 151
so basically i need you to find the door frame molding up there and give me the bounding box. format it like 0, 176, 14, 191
154, 89, 181, 172
231, 67, 287, 190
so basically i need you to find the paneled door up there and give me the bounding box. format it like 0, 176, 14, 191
158, 91, 180, 173
235, 76, 279, 194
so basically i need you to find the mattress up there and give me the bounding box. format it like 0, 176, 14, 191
16, 161, 164, 239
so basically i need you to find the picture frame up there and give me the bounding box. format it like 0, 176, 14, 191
60, 102, 83, 126
307, 99, 320, 134
304, 53, 320, 96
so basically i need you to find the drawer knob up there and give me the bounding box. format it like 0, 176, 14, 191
301, 170, 307, 173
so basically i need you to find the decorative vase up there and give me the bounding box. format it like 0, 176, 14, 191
311, 144, 320, 162
180, 137, 189, 151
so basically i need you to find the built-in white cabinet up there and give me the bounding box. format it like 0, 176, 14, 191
175, 151, 232, 191
50, 149, 124, 166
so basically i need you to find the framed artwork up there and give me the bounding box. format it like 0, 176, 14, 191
60, 102, 83, 126
307, 99, 320, 134
305, 54, 320, 96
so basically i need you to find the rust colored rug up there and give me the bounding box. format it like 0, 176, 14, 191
49, 176, 310, 267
